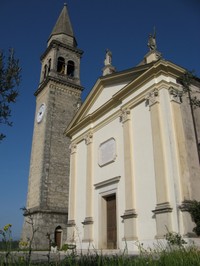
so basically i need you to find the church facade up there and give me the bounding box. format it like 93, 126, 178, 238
65, 47, 200, 251
23, 4, 200, 251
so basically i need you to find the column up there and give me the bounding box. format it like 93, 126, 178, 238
67, 142, 77, 243
120, 108, 137, 241
147, 89, 173, 238
82, 132, 94, 242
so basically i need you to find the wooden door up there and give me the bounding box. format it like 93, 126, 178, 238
55, 229, 62, 249
106, 194, 117, 249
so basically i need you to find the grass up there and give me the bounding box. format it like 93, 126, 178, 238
1, 224, 200, 265
1, 246, 200, 265
62, 248, 200, 265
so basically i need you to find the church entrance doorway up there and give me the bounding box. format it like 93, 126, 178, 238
106, 194, 117, 249
54, 226, 62, 249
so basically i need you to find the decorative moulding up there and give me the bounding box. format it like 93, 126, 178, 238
94, 176, 121, 190
98, 137, 117, 167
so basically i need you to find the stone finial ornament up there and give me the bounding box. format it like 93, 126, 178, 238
102, 49, 116, 76
148, 27, 157, 51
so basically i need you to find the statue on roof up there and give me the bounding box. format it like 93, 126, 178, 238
148, 27, 157, 51
104, 49, 112, 66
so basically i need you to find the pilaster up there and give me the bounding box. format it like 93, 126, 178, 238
82, 132, 94, 242
67, 142, 77, 243
120, 108, 137, 241
146, 89, 173, 238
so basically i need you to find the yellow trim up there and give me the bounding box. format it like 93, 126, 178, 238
65, 60, 185, 138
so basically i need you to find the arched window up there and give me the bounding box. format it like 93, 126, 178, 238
57, 57, 65, 74
48, 59, 51, 74
67, 60, 75, 77
43, 64, 48, 79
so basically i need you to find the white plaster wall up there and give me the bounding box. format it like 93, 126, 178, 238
92, 116, 126, 249
88, 83, 127, 115
93, 118, 124, 185
131, 101, 157, 241
93, 106, 120, 128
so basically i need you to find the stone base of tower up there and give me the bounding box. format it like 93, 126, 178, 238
21, 210, 68, 250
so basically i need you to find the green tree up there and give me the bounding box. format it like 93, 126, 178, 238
178, 70, 200, 107
0, 48, 21, 141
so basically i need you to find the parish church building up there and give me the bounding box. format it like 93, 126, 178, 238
22, 4, 200, 252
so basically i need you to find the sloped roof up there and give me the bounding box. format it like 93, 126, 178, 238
49, 4, 74, 38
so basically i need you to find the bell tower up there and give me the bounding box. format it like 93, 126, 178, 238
22, 4, 83, 249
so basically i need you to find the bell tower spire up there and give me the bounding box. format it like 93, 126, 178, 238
37, 3, 83, 93
48, 3, 77, 47
22, 4, 83, 249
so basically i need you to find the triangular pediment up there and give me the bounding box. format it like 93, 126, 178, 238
84, 80, 127, 116
65, 64, 152, 135
65, 60, 187, 137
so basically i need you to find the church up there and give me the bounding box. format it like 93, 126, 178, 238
22, 4, 200, 252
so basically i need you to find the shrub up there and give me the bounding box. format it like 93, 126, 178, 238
61, 243, 68, 251
165, 231, 187, 248
185, 200, 200, 236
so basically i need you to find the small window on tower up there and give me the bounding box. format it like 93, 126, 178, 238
57, 57, 65, 74
67, 60, 75, 77
44, 64, 48, 79
48, 59, 51, 74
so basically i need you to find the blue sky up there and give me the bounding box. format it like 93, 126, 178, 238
0, 0, 200, 240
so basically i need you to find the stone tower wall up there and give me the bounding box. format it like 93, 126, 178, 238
41, 82, 80, 211
26, 87, 50, 209
22, 81, 81, 249
22, 4, 83, 250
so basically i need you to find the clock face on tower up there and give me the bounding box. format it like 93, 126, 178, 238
37, 103, 46, 123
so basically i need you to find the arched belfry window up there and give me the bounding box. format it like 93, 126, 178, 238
57, 57, 65, 74
67, 60, 75, 77
48, 59, 51, 74
43, 64, 48, 79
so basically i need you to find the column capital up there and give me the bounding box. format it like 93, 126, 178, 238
70, 143, 77, 154
169, 86, 182, 104
145, 88, 159, 107
84, 131, 93, 145
120, 108, 131, 123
